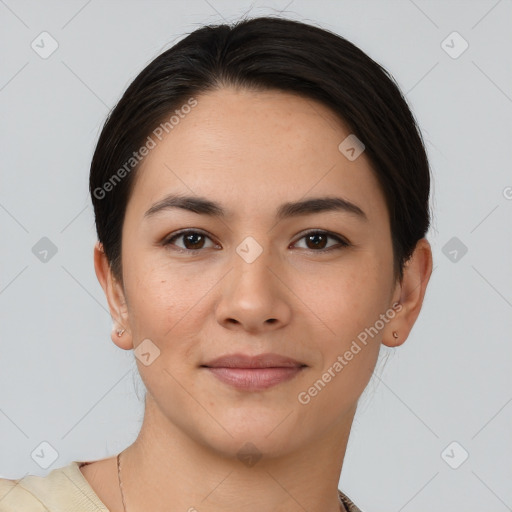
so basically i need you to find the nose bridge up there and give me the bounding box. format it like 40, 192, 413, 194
215, 234, 291, 330
232, 234, 275, 295
235, 233, 268, 268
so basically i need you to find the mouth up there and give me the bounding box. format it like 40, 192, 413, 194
201, 353, 307, 391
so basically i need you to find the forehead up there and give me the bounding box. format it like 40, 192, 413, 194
126, 87, 388, 225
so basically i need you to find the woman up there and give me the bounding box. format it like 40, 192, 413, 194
0, 15, 432, 512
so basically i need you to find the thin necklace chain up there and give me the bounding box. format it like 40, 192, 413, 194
117, 451, 347, 512
117, 452, 127, 512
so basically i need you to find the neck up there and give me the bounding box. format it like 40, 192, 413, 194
118, 395, 355, 512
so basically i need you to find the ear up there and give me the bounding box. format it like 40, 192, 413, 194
93, 241, 133, 350
382, 238, 433, 347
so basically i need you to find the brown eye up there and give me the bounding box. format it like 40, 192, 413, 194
182, 232, 205, 250
305, 232, 328, 250
293, 230, 350, 252
164, 230, 217, 252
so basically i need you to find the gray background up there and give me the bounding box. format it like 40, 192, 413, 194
1, 1, 511, 510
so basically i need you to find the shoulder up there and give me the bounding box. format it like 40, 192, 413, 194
0, 461, 109, 512
0, 474, 48, 511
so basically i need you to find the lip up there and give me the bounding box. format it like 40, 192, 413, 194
201, 353, 307, 391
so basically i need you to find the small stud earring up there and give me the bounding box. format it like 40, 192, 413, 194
392, 331, 398, 339
116, 329, 125, 337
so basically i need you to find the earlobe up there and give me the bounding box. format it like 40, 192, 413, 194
382, 302, 407, 348
382, 238, 433, 347
93, 241, 133, 350
111, 324, 133, 350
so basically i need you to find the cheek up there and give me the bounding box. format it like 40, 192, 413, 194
294, 261, 387, 418
124, 266, 201, 393
122, 258, 185, 339
299, 254, 390, 387
123, 258, 218, 355
293, 252, 390, 335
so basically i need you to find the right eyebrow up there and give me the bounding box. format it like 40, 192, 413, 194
144, 194, 224, 219
276, 196, 368, 222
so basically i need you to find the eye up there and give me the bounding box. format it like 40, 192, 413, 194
162, 229, 350, 254
291, 230, 350, 252
163, 229, 219, 252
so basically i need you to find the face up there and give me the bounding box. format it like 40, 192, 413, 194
108, 87, 402, 458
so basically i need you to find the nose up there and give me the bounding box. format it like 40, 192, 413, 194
215, 246, 292, 333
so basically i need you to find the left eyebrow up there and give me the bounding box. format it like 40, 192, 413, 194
143, 194, 368, 222
276, 196, 368, 222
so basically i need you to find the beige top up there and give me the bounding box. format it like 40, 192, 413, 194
0, 460, 363, 512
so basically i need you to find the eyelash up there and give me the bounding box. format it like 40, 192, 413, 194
162, 229, 350, 254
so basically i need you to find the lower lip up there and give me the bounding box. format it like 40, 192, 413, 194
205, 367, 304, 390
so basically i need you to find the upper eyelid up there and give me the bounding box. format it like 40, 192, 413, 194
165, 229, 219, 247
292, 229, 347, 243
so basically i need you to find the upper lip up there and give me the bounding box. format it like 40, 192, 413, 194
202, 353, 306, 369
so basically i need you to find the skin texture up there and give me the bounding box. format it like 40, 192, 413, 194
87, 87, 432, 512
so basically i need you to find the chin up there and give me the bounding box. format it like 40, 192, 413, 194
206, 432, 298, 463
192, 410, 306, 460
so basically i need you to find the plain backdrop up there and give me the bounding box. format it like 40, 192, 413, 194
1, 1, 511, 511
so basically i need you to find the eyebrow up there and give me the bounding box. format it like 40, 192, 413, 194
143, 194, 368, 222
